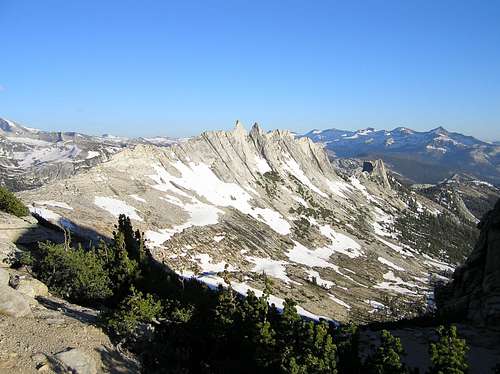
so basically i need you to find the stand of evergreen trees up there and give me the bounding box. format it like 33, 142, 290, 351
20, 214, 494, 373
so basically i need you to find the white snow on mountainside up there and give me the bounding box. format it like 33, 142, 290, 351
18, 121, 460, 321
0, 117, 178, 191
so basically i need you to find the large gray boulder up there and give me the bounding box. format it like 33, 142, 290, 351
13, 276, 49, 298
0, 285, 32, 317
54, 348, 97, 374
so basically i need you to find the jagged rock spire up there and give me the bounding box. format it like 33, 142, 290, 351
233, 120, 247, 138
250, 122, 264, 137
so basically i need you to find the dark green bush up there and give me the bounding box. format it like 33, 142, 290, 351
103, 286, 162, 336
36, 242, 112, 303
0, 186, 29, 217
364, 330, 408, 374
429, 325, 469, 374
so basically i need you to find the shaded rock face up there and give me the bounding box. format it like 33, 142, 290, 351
361, 160, 391, 189
437, 198, 500, 324
362, 161, 374, 173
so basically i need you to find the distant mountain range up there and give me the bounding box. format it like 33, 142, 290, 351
303, 126, 500, 186
0, 118, 177, 190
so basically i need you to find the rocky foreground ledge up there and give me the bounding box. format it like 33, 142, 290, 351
0, 213, 139, 374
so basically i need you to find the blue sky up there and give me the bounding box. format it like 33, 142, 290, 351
0, 1, 499, 140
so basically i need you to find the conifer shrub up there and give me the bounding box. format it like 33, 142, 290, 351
364, 329, 408, 374
0, 186, 29, 217
103, 286, 162, 336
36, 241, 112, 303
428, 325, 469, 374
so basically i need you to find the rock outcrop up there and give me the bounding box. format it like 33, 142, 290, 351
0, 283, 32, 317
0, 211, 62, 246
54, 348, 98, 374
17, 121, 461, 321
361, 159, 391, 189
0, 264, 139, 373
437, 198, 500, 324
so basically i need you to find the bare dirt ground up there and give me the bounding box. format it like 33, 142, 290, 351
0, 295, 140, 373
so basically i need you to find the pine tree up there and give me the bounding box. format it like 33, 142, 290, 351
116, 214, 146, 264
103, 229, 140, 300
336, 322, 362, 373
428, 325, 469, 374
365, 330, 408, 374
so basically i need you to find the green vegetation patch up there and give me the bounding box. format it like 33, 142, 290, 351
0, 186, 29, 217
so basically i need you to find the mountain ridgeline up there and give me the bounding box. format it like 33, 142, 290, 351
304, 126, 500, 186
0, 118, 177, 191
14, 120, 480, 323
0, 118, 499, 372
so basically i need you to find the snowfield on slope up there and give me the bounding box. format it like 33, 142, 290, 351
94, 196, 143, 221
148, 161, 290, 235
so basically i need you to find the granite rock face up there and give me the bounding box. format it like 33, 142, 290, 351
54, 348, 98, 374
17, 122, 463, 321
437, 198, 500, 324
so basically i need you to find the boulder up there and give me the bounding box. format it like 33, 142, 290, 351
54, 348, 97, 374
0, 268, 9, 286
0, 239, 22, 267
14, 276, 49, 298
0, 285, 32, 317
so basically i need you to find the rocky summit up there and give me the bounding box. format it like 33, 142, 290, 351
17, 121, 462, 322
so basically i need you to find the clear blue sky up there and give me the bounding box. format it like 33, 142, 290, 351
1, 0, 499, 140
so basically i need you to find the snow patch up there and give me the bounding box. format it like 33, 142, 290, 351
374, 271, 418, 295
324, 179, 351, 199
319, 225, 363, 258
86, 150, 100, 159
149, 162, 290, 235
94, 196, 143, 221
35, 201, 73, 210
283, 157, 327, 197
254, 155, 272, 174
328, 293, 351, 309
246, 256, 292, 283
306, 269, 334, 289
130, 194, 147, 203
377, 256, 404, 271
